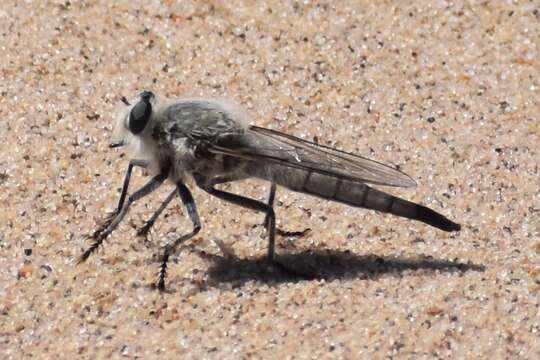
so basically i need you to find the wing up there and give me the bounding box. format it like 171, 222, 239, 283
209, 125, 417, 188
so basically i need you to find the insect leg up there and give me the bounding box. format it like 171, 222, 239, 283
137, 188, 177, 237
79, 173, 167, 263
158, 182, 201, 291
195, 176, 277, 261
196, 175, 313, 279
199, 176, 287, 238
117, 159, 149, 214
263, 182, 311, 237
263, 182, 277, 231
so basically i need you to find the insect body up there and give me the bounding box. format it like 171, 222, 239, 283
79, 91, 461, 290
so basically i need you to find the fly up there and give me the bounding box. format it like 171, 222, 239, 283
79, 91, 461, 290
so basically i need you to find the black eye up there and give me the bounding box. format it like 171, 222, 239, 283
129, 97, 152, 134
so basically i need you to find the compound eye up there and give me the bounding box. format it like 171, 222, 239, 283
128, 98, 152, 134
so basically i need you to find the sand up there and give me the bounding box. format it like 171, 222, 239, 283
1, 1, 539, 358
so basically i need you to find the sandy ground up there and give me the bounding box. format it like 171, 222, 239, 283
1, 0, 539, 358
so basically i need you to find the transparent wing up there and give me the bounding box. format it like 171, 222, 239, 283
209, 125, 416, 188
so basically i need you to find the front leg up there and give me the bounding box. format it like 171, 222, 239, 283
116, 159, 149, 214
79, 172, 167, 263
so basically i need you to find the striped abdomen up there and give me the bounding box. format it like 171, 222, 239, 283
258, 165, 460, 232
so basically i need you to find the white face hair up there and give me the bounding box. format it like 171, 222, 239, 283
110, 93, 159, 176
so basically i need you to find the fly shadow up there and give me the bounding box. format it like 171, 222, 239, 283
188, 247, 485, 287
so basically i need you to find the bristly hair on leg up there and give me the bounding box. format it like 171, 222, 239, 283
158, 253, 169, 291
77, 212, 116, 264
136, 222, 153, 238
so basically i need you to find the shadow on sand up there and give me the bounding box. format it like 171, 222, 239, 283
195, 248, 485, 286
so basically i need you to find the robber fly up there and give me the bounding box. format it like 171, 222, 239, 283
79, 91, 461, 290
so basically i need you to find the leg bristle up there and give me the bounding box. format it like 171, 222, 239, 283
158, 254, 169, 291
276, 227, 312, 238
77, 214, 116, 264
137, 221, 153, 238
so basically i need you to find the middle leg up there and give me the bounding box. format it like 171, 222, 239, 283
157, 182, 202, 291
137, 188, 177, 237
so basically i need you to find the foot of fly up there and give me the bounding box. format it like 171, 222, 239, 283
261, 223, 311, 239
78, 213, 116, 263
276, 227, 311, 238
262, 213, 311, 239
137, 221, 153, 238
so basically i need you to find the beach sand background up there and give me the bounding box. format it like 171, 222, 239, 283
1, 1, 539, 358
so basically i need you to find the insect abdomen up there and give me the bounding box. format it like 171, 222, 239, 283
266, 167, 460, 232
